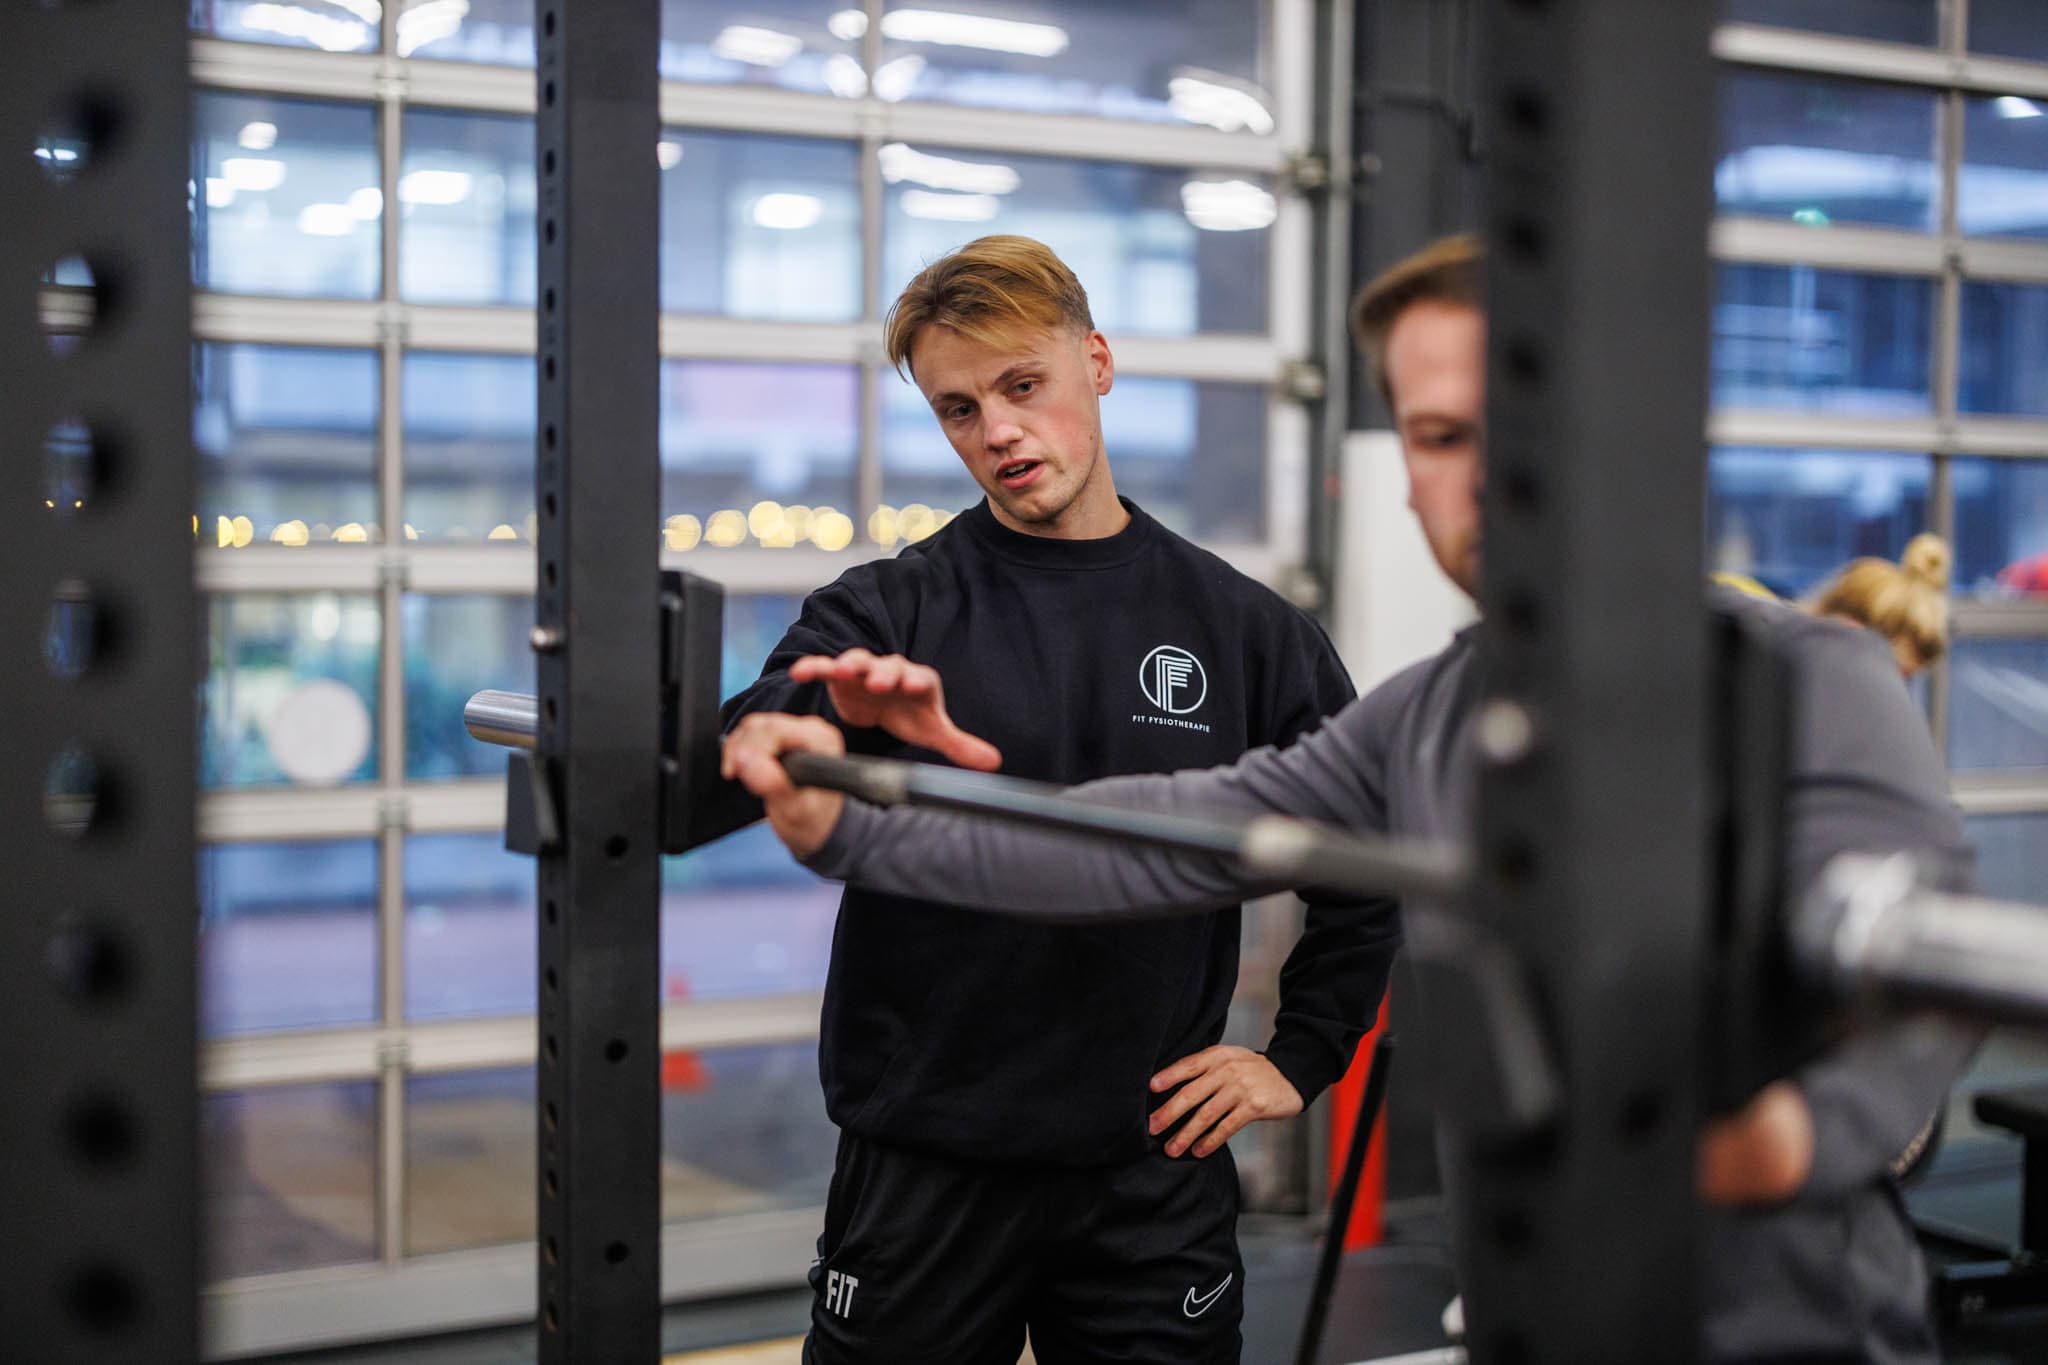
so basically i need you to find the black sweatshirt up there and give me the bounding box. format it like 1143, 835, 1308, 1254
723, 498, 1399, 1166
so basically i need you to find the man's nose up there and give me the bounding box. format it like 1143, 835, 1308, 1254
984, 402, 1024, 448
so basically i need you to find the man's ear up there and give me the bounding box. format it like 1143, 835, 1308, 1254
1086, 329, 1114, 396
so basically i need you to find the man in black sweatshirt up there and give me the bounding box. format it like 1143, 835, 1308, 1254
720, 235, 1398, 1365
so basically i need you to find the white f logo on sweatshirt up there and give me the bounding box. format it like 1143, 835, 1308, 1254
1141, 645, 1208, 715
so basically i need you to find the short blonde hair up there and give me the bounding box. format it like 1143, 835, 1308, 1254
1349, 234, 1485, 407
1811, 533, 1952, 669
884, 235, 1094, 380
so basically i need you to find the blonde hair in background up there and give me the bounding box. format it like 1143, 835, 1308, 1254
884, 235, 1095, 380
1349, 233, 1485, 407
1810, 533, 1952, 669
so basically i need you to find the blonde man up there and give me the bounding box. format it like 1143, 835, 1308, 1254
722, 235, 1395, 1364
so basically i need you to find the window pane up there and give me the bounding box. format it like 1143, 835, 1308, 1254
399, 110, 536, 307
663, 825, 839, 1002
394, 0, 533, 62
1960, 94, 2048, 241
404, 595, 534, 781
1716, 72, 1938, 231
403, 352, 535, 542
722, 593, 809, 698
877, 368, 982, 527
201, 840, 379, 1037
204, 594, 381, 789
1719, 0, 1936, 45
662, 1041, 836, 1222
197, 344, 380, 543
1961, 282, 2048, 415
1712, 265, 1934, 415
661, 0, 863, 91
1949, 638, 2048, 772
662, 130, 862, 320
883, 153, 1271, 336
1966, 813, 2048, 901
193, 93, 381, 299
406, 833, 534, 1021
406, 1069, 534, 1255
878, 0, 1270, 128
192, 0, 379, 55
663, 362, 860, 544
1970, 0, 2048, 62
1707, 448, 1931, 597
1958, 459, 2048, 596
204, 1082, 377, 1281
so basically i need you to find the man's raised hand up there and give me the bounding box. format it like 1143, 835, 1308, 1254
788, 648, 1002, 771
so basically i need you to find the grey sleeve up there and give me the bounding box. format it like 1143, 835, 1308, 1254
1780, 622, 1983, 1201
804, 684, 1396, 919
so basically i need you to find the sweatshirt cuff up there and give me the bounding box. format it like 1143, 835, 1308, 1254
1262, 1033, 1345, 1110
800, 796, 874, 881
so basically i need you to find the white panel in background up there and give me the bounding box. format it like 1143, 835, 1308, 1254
1331, 430, 1478, 695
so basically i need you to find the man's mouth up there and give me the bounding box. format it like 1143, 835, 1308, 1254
994, 459, 1043, 489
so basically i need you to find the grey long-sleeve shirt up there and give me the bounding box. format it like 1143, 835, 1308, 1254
806, 586, 1979, 1364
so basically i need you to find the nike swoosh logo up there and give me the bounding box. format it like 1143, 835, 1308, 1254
1183, 1273, 1233, 1318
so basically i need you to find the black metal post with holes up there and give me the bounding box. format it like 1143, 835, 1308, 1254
1459, 2, 1717, 1361
3, 5, 198, 1362
533, 3, 664, 1359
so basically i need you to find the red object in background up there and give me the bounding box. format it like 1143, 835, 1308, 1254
1325, 996, 1392, 1250
1999, 552, 2048, 595
661, 972, 710, 1092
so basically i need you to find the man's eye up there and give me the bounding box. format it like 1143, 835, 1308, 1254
1013, 380, 1036, 396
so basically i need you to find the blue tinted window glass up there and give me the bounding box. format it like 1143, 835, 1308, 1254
398, 110, 536, 306
205, 1083, 377, 1281
192, 0, 379, 54
1955, 459, 2048, 596
1712, 265, 1934, 415
406, 832, 535, 1021
661, 1042, 836, 1221
405, 1069, 535, 1254
883, 151, 1270, 336
1970, 0, 2048, 62
1965, 814, 2048, 901
402, 352, 535, 541
200, 839, 379, 1036
1720, 0, 1936, 44
196, 344, 380, 542
662, 362, 860, 538
661, 130, 862, 320
1961, 282, 2048, 416
878, 0, 1270, 127
204, 594, 381, 789
721, 593, 807, 699
192, 93, 380, 299
1717, 72, 1938, 231
1950, 639, 2048, 772
1960, 95, 2048, 240
662, 824, 839, 1003
404, 595, 533, 780
394, 0, 862, 91
1707, 448, 1931, 597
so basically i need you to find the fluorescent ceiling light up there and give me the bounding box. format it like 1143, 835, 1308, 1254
752, 192, 823, 230
658, 140, 684, 171
712, 24, 804, 67
297, 203, 358, 237
34, 147, 80, 164
901, 189, 1000, 222
872, 54, 925, 102
883, 9, 1067, 57
879, 142, 1019, 194
1168, 73, 1275, 135
398, 168, 474, 206
822, 53, 868, 98
347, 187, 384, 219
220, 157, 286, 192
205, 177, 236, 208
828, 9, 867, 41
395, 0, 469, 58
1180, 179, 1278, 232
324, 0, 384, 22
237, 121, 279, 151
1995, 96, 2045, 120
239, 3, 370, 52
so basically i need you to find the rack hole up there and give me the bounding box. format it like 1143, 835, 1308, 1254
65, 1093, 137, 1168
604, 835, 628, 860
43, 417, 99, 519
45, 581, 101, 681
604, 1241, 629, 1265
544, 1236, 558, 1266
1503, 87, 1548, 133
64, 1262, 140, 1334
45, 744, 102, 837
604, 1038, 628, 1063
545, 1035, 559, 1062
544, 1101, 558, 1132
47, 921, 132, 1002
41, 253, 111, 355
